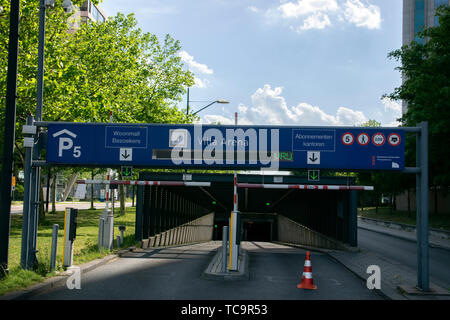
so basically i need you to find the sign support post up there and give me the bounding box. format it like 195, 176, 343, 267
20, 116, 35, 270
416, 122, 429, 291
29, 120, 430, 291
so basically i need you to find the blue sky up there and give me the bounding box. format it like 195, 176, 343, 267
100, 0, 403, 127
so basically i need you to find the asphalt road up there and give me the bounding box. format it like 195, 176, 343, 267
358, 227, 450, 291
28, 241, 382, 300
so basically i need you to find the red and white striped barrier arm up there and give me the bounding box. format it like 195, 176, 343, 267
237, 183, 374, 191
233, 112, 238, 212
77, 180, 211, 187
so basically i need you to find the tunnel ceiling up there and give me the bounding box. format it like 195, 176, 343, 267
139, 171, 356, 215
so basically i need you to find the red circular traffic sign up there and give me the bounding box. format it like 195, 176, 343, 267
388, 133, 401, 146
341, 132, 354, 146
372, 133, 385, 146
357, 133, 370, 146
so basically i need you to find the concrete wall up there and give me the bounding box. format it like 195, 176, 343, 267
396, 188, 450, 214
276, 215, 346, 250
141, 213, 215, 248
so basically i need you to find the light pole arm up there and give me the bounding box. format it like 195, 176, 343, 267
191, 101, 218, 116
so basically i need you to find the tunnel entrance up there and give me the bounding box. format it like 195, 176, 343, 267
212, 214, 275, 241
243, 221, 272, 242
136, 172, 359, 248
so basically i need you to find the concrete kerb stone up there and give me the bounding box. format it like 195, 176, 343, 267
202, 248, 249, 281
0, 246, 135, 301
358, 216, 450, 241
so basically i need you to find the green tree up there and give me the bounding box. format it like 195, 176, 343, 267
1, 1, 195, 220
384, 5, 450, 192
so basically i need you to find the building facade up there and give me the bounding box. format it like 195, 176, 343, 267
68, 0, 108, 31
79, 0, 108, 24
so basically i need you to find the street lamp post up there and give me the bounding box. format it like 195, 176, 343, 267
20, 0, 74, 270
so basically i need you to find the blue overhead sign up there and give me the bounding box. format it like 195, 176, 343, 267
46, 123, 405, 170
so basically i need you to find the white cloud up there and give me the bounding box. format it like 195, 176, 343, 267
278, 0, 339, 18
179, 50, 213, 89
238, 104, 248, 114
201, 84, 367, 126
248, 6, 259, 13
179, 50, 213, 75
381, 97, 402, 126
382, 97, 401, 114
298, 12, 332, 31
202, 114, 235, 125
343, 0, 381, 29
193, 77, 210, 89
253, 0, 381, 32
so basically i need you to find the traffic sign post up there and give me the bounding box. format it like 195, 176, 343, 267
19, 119, 430, 292
416, 122, 429, 292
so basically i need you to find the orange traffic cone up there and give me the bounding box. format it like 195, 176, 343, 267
297, 251, 317, 290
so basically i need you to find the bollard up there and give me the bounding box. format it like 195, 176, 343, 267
222, 226, 228, 273
50, 224, 59, 271
98, 217, 105, 251
103, 211, 114, 250
119, 225, 126, 246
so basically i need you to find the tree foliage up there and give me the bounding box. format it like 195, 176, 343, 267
0, 1, 194, 170
384, 5, 450, 189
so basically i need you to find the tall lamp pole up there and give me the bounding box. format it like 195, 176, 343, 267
20, 0, 74, 270
0, 0, 20, 278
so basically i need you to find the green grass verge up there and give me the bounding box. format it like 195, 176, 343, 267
358, 207, 450, 231
1, 206, 138, 296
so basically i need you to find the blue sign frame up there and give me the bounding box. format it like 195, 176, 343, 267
46, 123, 405, 170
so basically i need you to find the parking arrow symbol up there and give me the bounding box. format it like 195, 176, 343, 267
309, 154, 318, 162
120, 148, 132, 161
307, 151, 320, 165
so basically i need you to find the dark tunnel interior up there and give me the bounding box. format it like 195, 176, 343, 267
137, 172, 358, 245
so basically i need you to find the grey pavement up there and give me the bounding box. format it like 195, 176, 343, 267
23, 241, 382, 300
358, 218, 450, 251
358, 227, 450, 291
321, 220, 450, 300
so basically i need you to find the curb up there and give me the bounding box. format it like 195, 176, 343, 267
201, 249, 249, 281
358, 216, 450, 239
0, 246, 135, 300
357, 225, 450, 252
